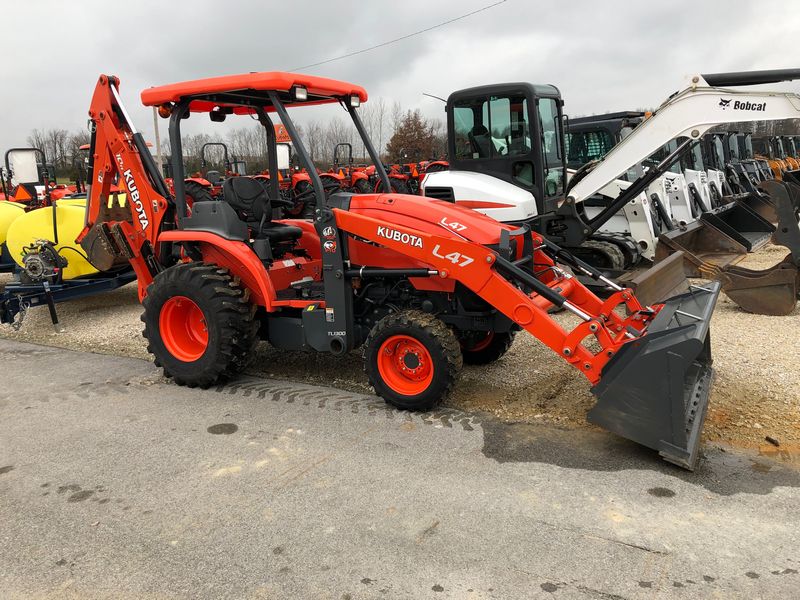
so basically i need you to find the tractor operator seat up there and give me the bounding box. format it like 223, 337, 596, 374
221, 177, 302, 243
205, 170, 223, 185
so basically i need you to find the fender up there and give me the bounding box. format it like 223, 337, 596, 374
292, 171, 311, 186
320, 172, 344, 182
157, 230, 277, 309
351, 170, 368, 182
184, 177, 211, 188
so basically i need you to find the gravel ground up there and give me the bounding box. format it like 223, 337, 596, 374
1, 243, 798, 457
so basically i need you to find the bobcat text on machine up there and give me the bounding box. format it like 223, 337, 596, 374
78, 72, 721, 469
421, 69, 800, 313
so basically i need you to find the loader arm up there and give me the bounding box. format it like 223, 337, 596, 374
568, 70, 800, 205
333, 207, 720, 469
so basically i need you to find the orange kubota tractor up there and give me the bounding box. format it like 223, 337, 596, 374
79, 72, 721, 470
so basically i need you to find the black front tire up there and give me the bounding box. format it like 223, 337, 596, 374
364, 310, 462, 411
142, 262, 258, 387
459, 331, 516, 365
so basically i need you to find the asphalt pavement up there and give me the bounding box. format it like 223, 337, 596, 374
0, 339, 798, 599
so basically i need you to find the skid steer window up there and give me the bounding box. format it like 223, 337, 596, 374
711, 137, 726, 170
453, 95, 530, 160
566, 129, 614, 169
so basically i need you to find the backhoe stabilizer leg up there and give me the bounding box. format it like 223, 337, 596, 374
587, 281, 721, 470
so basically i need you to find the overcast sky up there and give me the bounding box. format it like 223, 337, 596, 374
3, 0, 800, 150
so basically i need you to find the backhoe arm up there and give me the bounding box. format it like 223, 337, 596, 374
79, 75, 171, 289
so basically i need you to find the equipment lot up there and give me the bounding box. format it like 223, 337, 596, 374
1, 338, 799, 599
3, 243, 799, 452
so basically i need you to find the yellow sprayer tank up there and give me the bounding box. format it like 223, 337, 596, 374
0, 201, 26, 245
5, 200, 99, 280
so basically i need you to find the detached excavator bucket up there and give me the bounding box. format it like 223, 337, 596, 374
720, 258, 798, 315
617, 251, 689, 306
700, 201, 774, 252
655, 220, 748, 277
588, 282, 721, 470
730, 191, 781, 224
714, 179, 800, 315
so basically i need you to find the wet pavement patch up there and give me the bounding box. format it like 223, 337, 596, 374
745, 572, 760, 579
431, 584, 444, 592
207, 423, 238, 435
540, 582, 559, 593
647, 487, 676, 498
67, 490, 94, 503
0, 465, 13, 475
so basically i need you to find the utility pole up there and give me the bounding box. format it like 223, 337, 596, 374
152, 107, 163, 174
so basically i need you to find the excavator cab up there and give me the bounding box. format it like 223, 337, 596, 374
444, 83, 566, 218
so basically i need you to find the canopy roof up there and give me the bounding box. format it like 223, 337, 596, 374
140, 71, 368, 114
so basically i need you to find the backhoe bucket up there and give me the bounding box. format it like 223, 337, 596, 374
588, 282, 721, 470
700, 202, 774, 252
655, 220, 748, 277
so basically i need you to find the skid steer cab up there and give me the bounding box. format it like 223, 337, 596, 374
79, 72, 721, 470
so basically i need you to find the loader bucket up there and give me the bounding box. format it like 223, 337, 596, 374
730, 191, 780, 224
700, 201, 774, 252
655, 220, 748, 278
588, 282, 721, 470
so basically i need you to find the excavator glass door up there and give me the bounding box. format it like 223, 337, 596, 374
448, 84, 566, 215
537, 98, 565, 197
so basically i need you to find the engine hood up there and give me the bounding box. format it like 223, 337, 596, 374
347, 193, 518, 246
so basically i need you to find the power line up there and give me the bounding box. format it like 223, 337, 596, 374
289, 0, 508, 72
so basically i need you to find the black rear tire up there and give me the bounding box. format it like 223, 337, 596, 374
353, 178, 372, 194
459, 331, 516, 365
364, 310, 462, 411
142, 262, 258, 387
375, 178, 410, 194
184, 180, 213, 214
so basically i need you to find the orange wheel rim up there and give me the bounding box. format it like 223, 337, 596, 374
377, 335, 433, 396
159, 296, 208, 362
